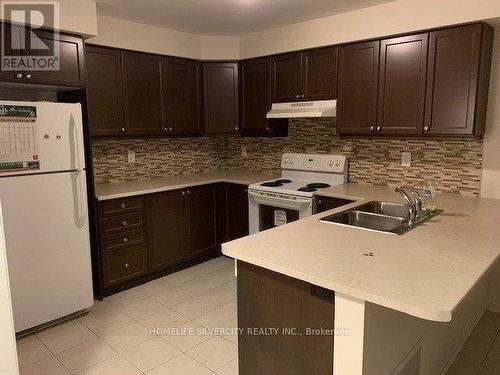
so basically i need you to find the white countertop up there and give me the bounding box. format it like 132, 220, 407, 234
95, 170, 278, 201
222, 183, 500, 322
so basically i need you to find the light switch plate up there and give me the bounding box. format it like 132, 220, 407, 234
401, 152, 411, 167
241, 145, 248, 158
128, 150, 136, 163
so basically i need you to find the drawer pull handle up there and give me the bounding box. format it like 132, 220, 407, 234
124, 263, 130, 269
121, 203, 127, 209
123, 238, 129, 243
122, 221, 128, 226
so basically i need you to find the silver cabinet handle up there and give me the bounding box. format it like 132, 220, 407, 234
301, 94, 305, 99
370, 126, 375, 131
124, 263, 130, 269
266, 126, 271, 132
186, 190, 190, 195
121, 127, 126, 133
318, 199, 323, 205
164, 127, 168, 132
25, 73, 32, 80
296, 94, 300, 99
182, 191, 186, 196
169, 127, 173, 132
122, 221, 128, 227
16, 73, 23, 79
235, 126, 239, 131
121, 203, 127, 208
376, 126, 381, 132
424, 126, 430, 131
123, 238, 128, 243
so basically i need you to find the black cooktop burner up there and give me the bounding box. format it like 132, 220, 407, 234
261, 181, 284, 187
306, 183, 331, 189
261, 179, 293, 187
298, 186, 317, 192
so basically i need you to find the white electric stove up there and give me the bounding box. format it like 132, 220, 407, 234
248, 153, 348, 234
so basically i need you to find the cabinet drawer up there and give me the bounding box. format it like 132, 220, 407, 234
102, 246, 146, 287
101, 229, 146, 254
99, 196, 144, 217
100, 212, 145, 235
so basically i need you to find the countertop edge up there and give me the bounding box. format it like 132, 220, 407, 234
222, 246, 453, 322
96, 178, 252, 201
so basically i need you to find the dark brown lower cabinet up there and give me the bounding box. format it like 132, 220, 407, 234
146, 190, 187, 272
225, 184, 249, 241
237, 261, 335, 375
186, 185, 218, 259
98, 183, 249, 295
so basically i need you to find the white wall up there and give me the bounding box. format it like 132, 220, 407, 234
88, 15, 201, 59
0, 0, 97, 37
200, 36, 240, 60
239, 0, 500, 58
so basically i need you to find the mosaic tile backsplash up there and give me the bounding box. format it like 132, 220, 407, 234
92, 118, 483, 196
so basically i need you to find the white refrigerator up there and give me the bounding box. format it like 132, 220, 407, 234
0, 101, 94, 333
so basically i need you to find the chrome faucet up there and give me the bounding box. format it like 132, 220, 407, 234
409, 188, 423, 218
395, 187, 416, 225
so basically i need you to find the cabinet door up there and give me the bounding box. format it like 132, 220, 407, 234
186, 185, 217, 259
302, 47, 338, 101
146, 191, 186, 272
85, 46, 125, 137
238, 261, 334, 375
240, 58, 273, 136
164, 57, 204, 136
225, 184, 249, 241
0, 24, 23, 83
377, 34, 428, 135
122, 51, 165, 136
424, 24, 485, 136
337, 41, 380, 135
271, 52, 303, 102
24, 30, 85, 87
203, 62, 239, 134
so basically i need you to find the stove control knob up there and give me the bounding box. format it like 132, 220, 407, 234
329, 160, 334, 166
336, 160, 341, 167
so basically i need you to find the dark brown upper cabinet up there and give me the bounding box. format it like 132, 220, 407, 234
122, 51, 165, 136
25, 30, 85, 87
271, 52, 303, 102
186, 185, 218, 259
424, 23, 494, 136
0, 25, 84, 87
239, 57, 273, 136
85, 46, 125, 137
146, 190, 187, 272
272, 48, 337, 103
203, 62, 239, 134
302, 47, 338, 101
337, 41, 380, 135
0, 24, 23, 83
164, 57, 204, 136
377, 33, 428, 135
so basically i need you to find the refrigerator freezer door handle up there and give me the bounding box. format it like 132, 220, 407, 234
75, 171, 86, 228
70, 114, 84, 172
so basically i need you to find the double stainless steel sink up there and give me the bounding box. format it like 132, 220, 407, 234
320, 201, 440, 235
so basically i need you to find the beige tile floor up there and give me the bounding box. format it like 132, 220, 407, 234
17, 256, 238, 375
16, 255, 500, 375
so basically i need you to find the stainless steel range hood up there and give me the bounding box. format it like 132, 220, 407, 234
266, 100, 337, 119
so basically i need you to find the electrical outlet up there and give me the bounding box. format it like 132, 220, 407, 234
401, 152, 411, 167
241, 145, 248, 157
127, 150, 136, 163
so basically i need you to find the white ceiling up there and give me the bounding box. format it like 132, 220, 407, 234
96, 0, 397, 36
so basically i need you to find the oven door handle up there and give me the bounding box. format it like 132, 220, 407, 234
248, 191, 312, 209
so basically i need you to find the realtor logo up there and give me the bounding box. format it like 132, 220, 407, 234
1, 1, 60, 71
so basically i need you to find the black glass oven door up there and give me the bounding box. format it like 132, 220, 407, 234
259, 204, 299, 231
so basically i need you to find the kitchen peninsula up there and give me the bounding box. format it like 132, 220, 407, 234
222, 183, 500, 375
